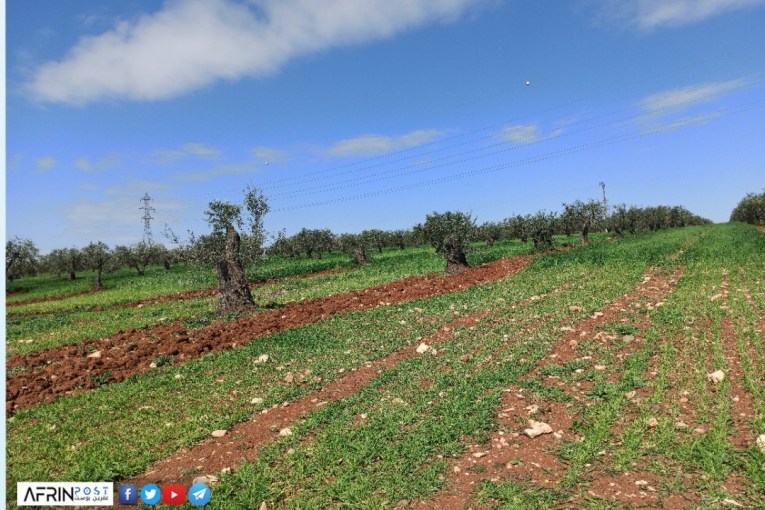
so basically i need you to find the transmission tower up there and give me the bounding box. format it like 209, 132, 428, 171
140, 193, 156, 245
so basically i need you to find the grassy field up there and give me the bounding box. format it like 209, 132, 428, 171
6, 224, 765, 509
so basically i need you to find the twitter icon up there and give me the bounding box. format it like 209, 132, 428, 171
140, 484, 161, 505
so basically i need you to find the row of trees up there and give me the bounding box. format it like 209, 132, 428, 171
6, 191, 712, 309
5, 240, 172, 284
730, 190, 765, 225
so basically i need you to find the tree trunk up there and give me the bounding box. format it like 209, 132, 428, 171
581, 222, 590, 245
92, 270, 103, 290
444, 240, 468, 274
486, 238, 495, 248
164, 259, 171, 270
353, 245, 368, 265
216, 225, 254, 314
69, 271, 76, 280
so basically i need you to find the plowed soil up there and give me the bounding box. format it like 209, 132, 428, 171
7, 256, 532, 412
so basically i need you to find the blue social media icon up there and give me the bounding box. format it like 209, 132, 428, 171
188, 483, 211, 506
118, 484, 138, 505
140, 484, 161, 505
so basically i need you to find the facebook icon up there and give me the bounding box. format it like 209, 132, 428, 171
118, 484, 138, 505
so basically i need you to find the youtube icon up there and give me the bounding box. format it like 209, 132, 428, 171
162, 484, 186, 505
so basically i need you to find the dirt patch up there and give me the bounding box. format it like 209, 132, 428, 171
718, 270, 757, 450
6, 288, 104, 307
415, 386, 570, 510
7, 256, 532, 412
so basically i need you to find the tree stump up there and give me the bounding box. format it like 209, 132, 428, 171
444, 238, 468, 274
216, 225, 254, 314
353, 245, 368, 265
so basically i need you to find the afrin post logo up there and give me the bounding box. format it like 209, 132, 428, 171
17, 482, 114, 506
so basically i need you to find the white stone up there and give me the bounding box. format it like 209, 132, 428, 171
524, 420, 553, 438
707, 370, 725, 384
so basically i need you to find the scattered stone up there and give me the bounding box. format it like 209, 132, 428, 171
646, 417, 659, 428
256, 354, 269, 364
472, 451, 489, 458
174, 373, 184, 380
723, 498, 745, 508
675, 421, 688, 429
756, 434, 765, 454
625, 391, 637, 399
622, 334, 635, 343
524, 420, 553, 438
568, 305, 584, 312
526, 404, 539, 415
192, 475, 219, 486
283, 373, 294, 383
278, 427, 292, 437
149, 362, 157, 369
251, 397, 264, 405
211, 430, 227, 438
707, 370, 725, 384
260, 502, 268, 510
220, 467, 232, 475
87, 351, 102, 358
416, 343, 430, 354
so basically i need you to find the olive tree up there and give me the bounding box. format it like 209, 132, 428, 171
114, 242, 165, 276
45, 247, 83, 280
421, 211, 476, 274
337, 233, 369, 265
561, 199, 605, 245
731, 190, 765, 224
6, 237, 39, 282
528, 211, 557, 252
82, 242, 112, 290
204, 186, 270, 314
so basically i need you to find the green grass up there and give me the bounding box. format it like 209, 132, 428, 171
8, 224, 765, 509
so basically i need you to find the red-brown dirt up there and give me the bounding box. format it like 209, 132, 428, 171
6, 255, 532, 412
6, 288, 104, 307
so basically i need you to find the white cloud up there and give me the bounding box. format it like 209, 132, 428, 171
153, 143, 222, 164
252, 146, 290, 163
497, 124, 538, 144
36, 156, 57, 173
75, 153, 121, 172
645, 111, 725, 133
177, 163, 259, 181
26, 0, 488, 104
327, 129, 443, 157
639, 79, 748, 118
594, 0, 765, 30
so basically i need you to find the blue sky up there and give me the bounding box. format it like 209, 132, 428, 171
6, 0, 765, 253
